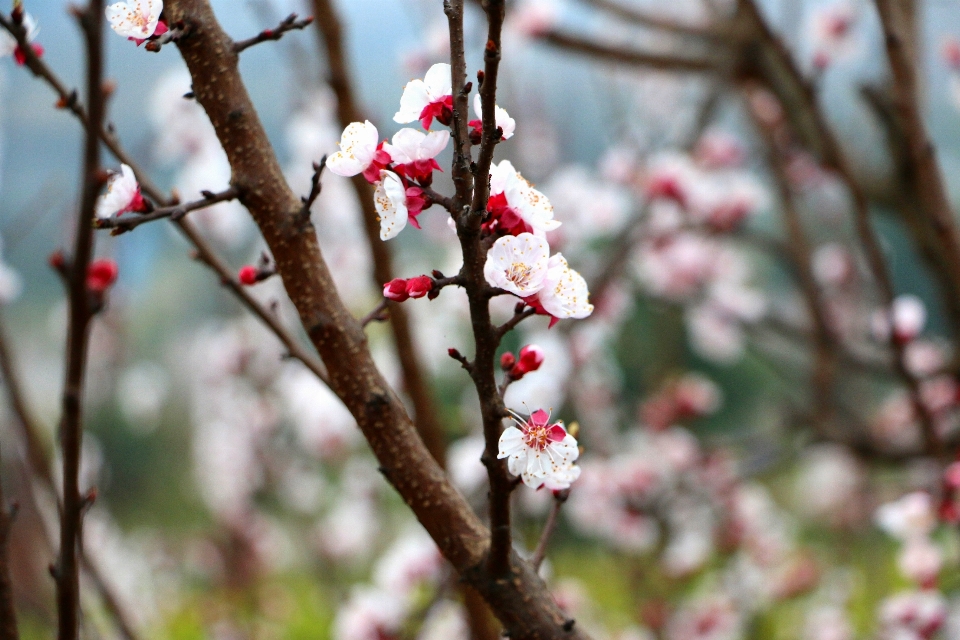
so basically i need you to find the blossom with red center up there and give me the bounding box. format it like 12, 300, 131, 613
106, 0, 165, 42
485, 160, 560, 236
497, 408, 580, 489
328, 121, 391, 184
0, 13, 42, 65
468, 93, 516, 144
394, 63, 453, 129
382, 128, 449, 185
95, 164, 148, 219
87, 259, 119, 293
373, 170, 431, 240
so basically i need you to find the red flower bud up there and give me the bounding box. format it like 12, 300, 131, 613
500, 352, 516, 371
406, 275, 433, 299
383, 278, 409, 302
86, 259, 118, 293
238, 265, 258, 286
515, 344, 544, 374
48, 250, 65, 271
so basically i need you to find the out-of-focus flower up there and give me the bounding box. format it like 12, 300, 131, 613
394, 62, 453, 129
105, 0, 165, 42
898, 536, 942, 587
333, 587, 406, 640
876, 492, 937, 541
807, 1, 860, 69
498, 408, 580, 489
327, 121, 390, 183
873, 295, 927, 344
877, 590, 947, 640
0, 13, 42, 64
95, 164, 146, 219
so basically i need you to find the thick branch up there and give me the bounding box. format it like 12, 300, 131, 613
166, 1, 587, 636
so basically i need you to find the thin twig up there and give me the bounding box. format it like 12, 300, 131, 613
297, 156, 326, 223
94, 187, 238, 234
495, 307, 536, 343
57, 4, 105, 639
233, 13, 314, 53
541, 30, 721, 73
530, 490, 569, 571
360, 300, 390, 328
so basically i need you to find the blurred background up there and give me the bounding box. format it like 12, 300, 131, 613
4, 0, 960, 638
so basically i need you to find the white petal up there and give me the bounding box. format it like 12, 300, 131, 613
328, 120, 378, 177
483, 233, 550, 296
105, 0, 161, 39
419, 130, 450, 159
383, 128, 425, 165
95, 164, 140, 219
423, 63, 452, 99
374, 171, 408, 240
394, 79, 430, 124
521, 186, 561, 234
497, 426, 524, 459
473, 94, 516, 140
538, 253, 593, 319
489, 160, 516, 197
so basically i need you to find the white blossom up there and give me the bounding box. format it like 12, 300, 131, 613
105, 0, 163, 40
497, 409, 580, 489
394, 62, 452, 125
327, 120, 380, 177
473, 93, 516, 139
536, 253, 593, 320
483, 233, 550, 296
374, 170, 408, 241
95, 164, 143, 219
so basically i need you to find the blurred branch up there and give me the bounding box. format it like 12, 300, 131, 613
233, 13, 314, 53
57, 4, 105, 639
580, 0, 727, 40
530, 490, 568, 571
310, 0, 445, 464
541, 30, 722, 73
0, 451, 18, 640
166, 0, 587, 636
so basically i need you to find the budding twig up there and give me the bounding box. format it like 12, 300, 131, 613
296, 156, 326, 225
530, 489, 569, 571
360, 300, 390, 328
95, 187, 239, 234
495, 306, 537, 344
233, 13, 314, 53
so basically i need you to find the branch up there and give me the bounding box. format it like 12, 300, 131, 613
168, 1, 588, 635
580, 0, 726, 40
530, 489, 569, 571
311, 0, 446, 465
94, 187, 239, 234
360, 299, 389, 328
57, 4, 105, 639
495, 306, 537, 343
0, 456, 18, 640
297, 156, 326, 224
232, 13, 314, 53
541, 30, 721, 73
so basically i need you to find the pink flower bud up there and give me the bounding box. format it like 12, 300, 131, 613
383, 278, 409, 302
515, 344, 544, 374
238, 265, 258, 286
405, 275, 433, 299
500, 352, 516, 371
86, 259, 118, 293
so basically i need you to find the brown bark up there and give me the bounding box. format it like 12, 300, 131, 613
165, 1, 587, 636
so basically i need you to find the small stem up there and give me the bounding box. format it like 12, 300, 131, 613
95, 187, 238, 234
233, 13, 314, 53
530, 490, 569, 571
361, 300, 390, 328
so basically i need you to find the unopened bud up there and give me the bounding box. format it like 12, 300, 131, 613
516, 344, 544, 374
48, 250, 65, 271
406, 275, 433, 299
500, 352, 516, 371
238, 265, 258, 286
383, 278, 409, 302
86, 259, 118, 294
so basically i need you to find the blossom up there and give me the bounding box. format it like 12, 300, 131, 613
534, 253, 593, 321
105, 0, 164, 42
469, 93, 516, 142
483, 233, 550, 297
394, 62, 453, 129
0, 13, 42, 65
95, 164, 147, 219
382, 128, 449, 184
486, 160, 561, 236
877, 590, 947, 640
876, 492, 937, 541
327, 120, 391, 183
497, 408, 580, 489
